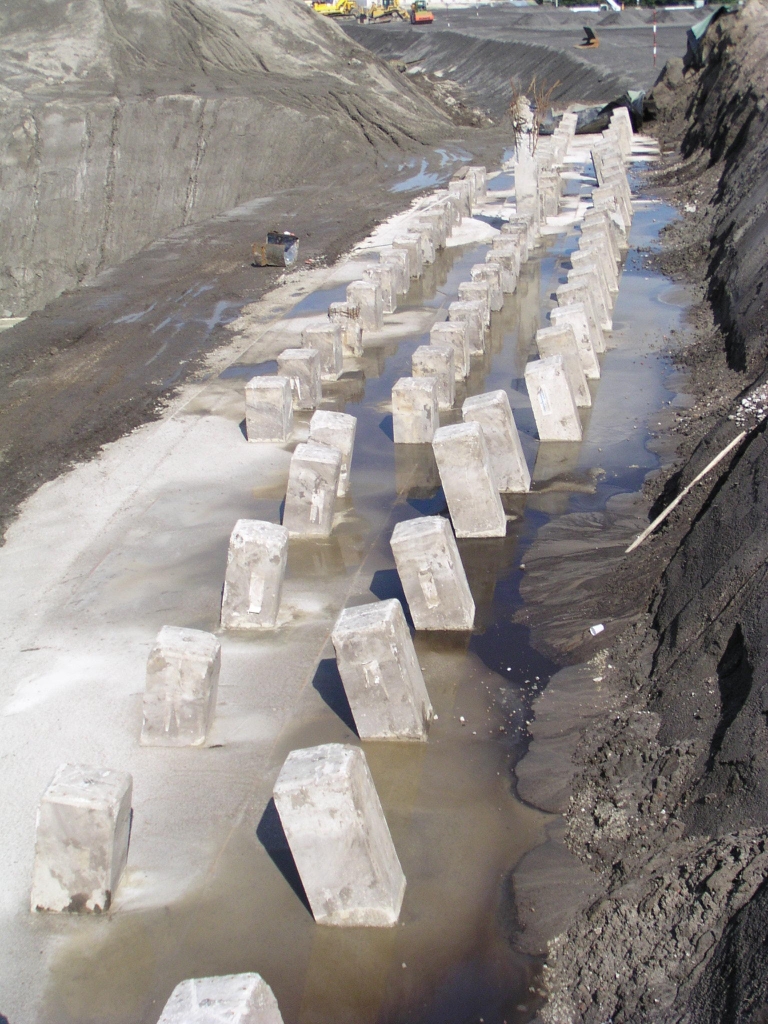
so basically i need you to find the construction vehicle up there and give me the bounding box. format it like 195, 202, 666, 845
577, 25, 600, 48
366, 0, 408, 21
310, 0, 359, 17
409, 0, 433, 23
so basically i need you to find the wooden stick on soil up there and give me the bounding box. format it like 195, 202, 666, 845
625, 430, 747, 554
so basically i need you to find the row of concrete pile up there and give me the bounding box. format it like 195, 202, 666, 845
27, 108, 636, 1024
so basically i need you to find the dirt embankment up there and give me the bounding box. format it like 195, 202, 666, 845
0, 0, 457, 319
520, 3, 768, 1021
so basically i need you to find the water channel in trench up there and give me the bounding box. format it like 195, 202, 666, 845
39, 156, 689, 1024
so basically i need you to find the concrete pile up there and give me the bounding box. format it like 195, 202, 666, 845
524, 120, 634, 441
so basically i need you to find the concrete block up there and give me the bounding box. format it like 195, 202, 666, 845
393, 235, 422, 279
327, 303, 363, 358
515, 147, 537, 204
392, 377, 439, 444
156, 974, 284, 1024
567, 266, 612, 331
419, 209, 446, 250
221, 519, 288, 629
470, 264, 503, 312
550, 303, 601, 379
277, 348, 322, 410
500, 220, 529, 262
273, 744, 405, 926
580, 219, 620, 264
578, 230, 619, 285
524, 355, 582, 442
301, 323, 343, 381
381, 250, 409, 295
245, 376, 293, 443
536, 324, 591, 408
485, 246, 518, 293
468, 165, 487, 198
411, 222, 436, 265
141, 626, 221, 747
31, 764, 132, 913
309, 410, 357, 497
431, 320, 470, 380
583, 209, 624, 261
462, 390, 530, 493
347, 280, 383, 332
571, 248, 616, 304
555, 281, 606, 352
448, 179, 472, 217
364, 264, 396, 315
412, 344, 454, 411
331, 599, 432, 741
283, 442, 342, 538
448, 301, 484, 357
390, 515, 475, 630
457, 280, 490, 327
452, 165, 476, 206
432, 422, 506, 538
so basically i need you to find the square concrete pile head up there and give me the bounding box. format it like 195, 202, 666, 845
221, 519, 289, 629
156, 973, 284, 1024
331, 599, 433, 742
573, 249, 618, 309
592, 189, 629, 240
611, 106, 634, 154
283, 442, 342, 538
432, 422, 506, 538
451, 165, 477, 207
277, 348, 322, 411
448, 179, 472, 217
309, 410, 357, 497
575, 222, 618, 281
448, 301, 484, 357
578, 234, 620, 297
31, 764, 132, 913
410, 221, 436, 265
536, 324, 591, 408
580, 215, 621, 265
412, 344, 455, 411
550, 304, 601, 379
470, 264, 503, 312
564, 267, 612, 332
347, 280, 383, 332
462, 390, 531, 493
392, 376, 439, 444
328, 303, 364, 357
301, 323, 343, 381
390, 516, 475, 630
525, 355, 582, 442
514, 145, 537, 204
245, 376, 293, 443
418, 209, 447, 250
468, 165, 487, 199
486, 246, 518, 294
431, 320, 469, 380
141, 625, 221, 747
500, 220, 529, 263
393, 235, 422, 278
381, 249, 409, 295
555, 281, 606, 352
273, 743, 406, 926
364, 264, 396, 315
457, 280, 490, 327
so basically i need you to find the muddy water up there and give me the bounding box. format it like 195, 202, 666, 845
40, 171, 687, 1024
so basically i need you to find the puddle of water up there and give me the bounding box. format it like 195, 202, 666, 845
40, 158, 688, 1024
390, 159, 443, 194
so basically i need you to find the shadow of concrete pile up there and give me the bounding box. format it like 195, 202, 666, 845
526, 3, 768, 1022
0, 0, 454, 317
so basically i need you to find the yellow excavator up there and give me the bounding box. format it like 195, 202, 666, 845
366, 0, 408, 21
309, 0, 360, 17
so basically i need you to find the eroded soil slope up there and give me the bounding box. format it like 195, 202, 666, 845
0, 0, 454, 318
535, 3, 768, 1021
